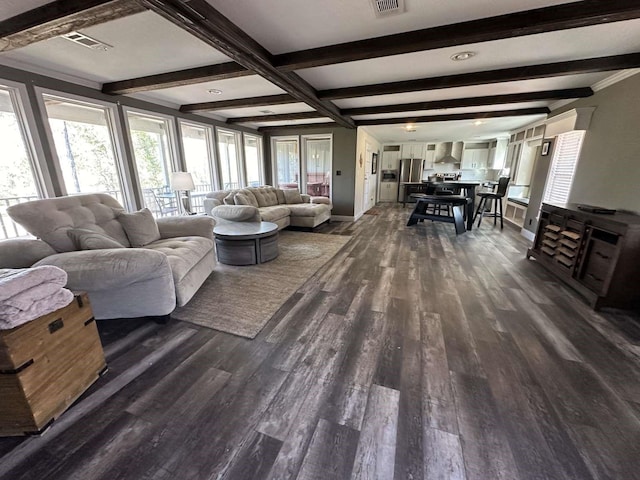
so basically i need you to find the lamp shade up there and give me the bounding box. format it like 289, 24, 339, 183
170, 171, 195, 191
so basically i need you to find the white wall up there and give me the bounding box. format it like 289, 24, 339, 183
354, 127, 382, 219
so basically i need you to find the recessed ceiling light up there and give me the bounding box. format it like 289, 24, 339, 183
260, 110, 276, 114
207, 89, 223, 95
405, 123, 416, 131
473, 120, 484, 126
450, 51, 476, 61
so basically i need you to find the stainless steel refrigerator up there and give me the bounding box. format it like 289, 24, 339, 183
398, 158, 424, 201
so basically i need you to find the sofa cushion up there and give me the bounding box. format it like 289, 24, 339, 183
258, 205, 290, 223
283, 189, 303, 204
236, 189, 259, 207
234, 192, 252, 206
7, 194, 131, 252
117, 208, 161, 247
275, 189, 286, 204
286, 203, 331, 218
67, 228, 125, 250
251, 187, 279, 207
212, 205, 261, 222
223, 192, 236, 205
143, 236, 213, 287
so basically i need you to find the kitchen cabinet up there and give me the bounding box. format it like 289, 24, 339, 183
381, 146, 401, 170
401, 143, 425, 159
378, 182, 399, 202
527, 203, 640, 310
461, 148, 489, 169
488, 138, 508, 169
423, 147, 436, 170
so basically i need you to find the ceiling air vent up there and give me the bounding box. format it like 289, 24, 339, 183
371, 0, 405, 17
61, 31, 112, 51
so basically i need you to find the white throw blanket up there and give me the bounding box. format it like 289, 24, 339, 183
0, 266, 74, 330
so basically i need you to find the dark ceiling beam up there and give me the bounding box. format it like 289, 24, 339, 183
103, 62, 251, 95
354, 108, 551, 126
273, 1, 640, 70
0, 0, 147, 52
227, 111, 324, 124
180, 94, 297, 113
319, 53, 640, 100
342, 88, 593, 116
140, 0, 354, 128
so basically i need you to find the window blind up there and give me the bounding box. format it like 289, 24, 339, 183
542, 130, 585, 205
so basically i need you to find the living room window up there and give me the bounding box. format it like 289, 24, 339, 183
126, 110, 178, 217
180, 121, 216, 213
0, 84, 44, 239
272, 136, 300, 191
243, 134, 264, 187
217, 129, 242, 190
302, 135, 332, 198
542, 130, 586, 205
42, 93, 127, 205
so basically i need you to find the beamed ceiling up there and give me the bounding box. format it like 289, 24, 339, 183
1, 0, 640, 142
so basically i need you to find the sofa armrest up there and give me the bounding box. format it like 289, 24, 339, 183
300, 194, 311, 203
156, 216, 215, 241
203, 198, 222, 216
33, 248, 171, 291
0, 238, 57, 268
211, 205, 261, 223
310, 196, 331, 206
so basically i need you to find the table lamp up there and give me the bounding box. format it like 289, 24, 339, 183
170, 171, 195, 215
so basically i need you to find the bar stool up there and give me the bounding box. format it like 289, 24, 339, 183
474, 176, 510, 229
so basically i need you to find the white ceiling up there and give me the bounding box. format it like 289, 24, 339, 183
0, 0, 638, 144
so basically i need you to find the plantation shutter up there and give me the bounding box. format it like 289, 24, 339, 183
542, 130, 585, 205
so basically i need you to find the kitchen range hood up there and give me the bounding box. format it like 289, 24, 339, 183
435, 141, 463, 164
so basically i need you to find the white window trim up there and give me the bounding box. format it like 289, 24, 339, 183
301, 133, 333, 202
271, 135, 300, 190
242, 132, 265, 187
2, 80, 53, 198
542, 130, 586, 206
178, 118, 218, 190
216, 127, 244, 189
123, 106, 180, 208
35, 87, 133, 209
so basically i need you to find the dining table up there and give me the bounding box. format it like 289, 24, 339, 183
404, 181, 482, 231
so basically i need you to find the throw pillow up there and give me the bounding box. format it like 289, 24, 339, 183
67, 228, 125, 250
234, 193, 252, 205
283, 189, 303, 204
117, 208, 161, 247
223, 192, 236, 205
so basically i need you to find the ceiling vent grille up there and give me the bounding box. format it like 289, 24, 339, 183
61, 32, 112, 51
371, 0, 405, 17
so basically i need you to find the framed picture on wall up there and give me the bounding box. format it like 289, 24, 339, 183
541, 140, 552, 156
371, 152, 378, 174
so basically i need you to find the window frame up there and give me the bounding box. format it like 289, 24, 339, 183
542, 130, 586, 206
271, 135, 300, 191
216, 127, 244, 189
301, 133, 333, 201
36, 87, 133, 209
178, 118, 218, 190
242, 132, 265, 187
123, 106, 180, 210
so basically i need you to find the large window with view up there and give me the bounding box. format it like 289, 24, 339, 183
42, 94, 125, 205
218, 129, 241, 190
0, 86, 42, 239
272, 137, 300, 191
180, 121, 215, 213
127, 111, 177, 217
243, 134, 263, 187
303, 135, 331, 198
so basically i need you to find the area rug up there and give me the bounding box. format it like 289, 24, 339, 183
172, 231, 352, 339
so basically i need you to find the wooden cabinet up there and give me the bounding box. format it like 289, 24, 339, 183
381, 145, 401, 170
401, 143, 425, 159
527, 203, 640, 310
461, 148, 489, 169
379, 182, 399, 202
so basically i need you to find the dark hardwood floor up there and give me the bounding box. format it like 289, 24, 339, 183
2, 203, 640, 480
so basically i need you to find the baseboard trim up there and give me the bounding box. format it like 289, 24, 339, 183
331, 215, 355, 222
520, 228, 535, 242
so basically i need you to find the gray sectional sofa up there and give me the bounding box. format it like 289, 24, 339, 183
203, 186, 331, 230
2, 194, 215, 320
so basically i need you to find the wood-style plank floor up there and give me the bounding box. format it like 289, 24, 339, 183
2, 203, 640, 480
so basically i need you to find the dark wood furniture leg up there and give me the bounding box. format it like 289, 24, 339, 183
465, 185, 476, 231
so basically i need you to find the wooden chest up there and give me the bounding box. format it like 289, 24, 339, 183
0, 293, 106, 436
